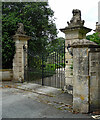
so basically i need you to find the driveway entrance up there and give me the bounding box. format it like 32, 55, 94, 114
24, 46, 65, 89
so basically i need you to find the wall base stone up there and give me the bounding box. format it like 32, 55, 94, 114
1, 69, 13, 81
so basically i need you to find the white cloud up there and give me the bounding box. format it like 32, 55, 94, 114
48, 0, 100, 37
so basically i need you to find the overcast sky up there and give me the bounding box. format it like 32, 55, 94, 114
48, 0, 100, 37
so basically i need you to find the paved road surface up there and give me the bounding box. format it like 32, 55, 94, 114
1, 82, 94, 119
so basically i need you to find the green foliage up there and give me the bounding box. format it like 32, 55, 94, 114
2, 2, 57, 69
44, 63, 65, 71
47, 37, 65, 52
86, 32, 100, 45
45, 63, 56, 71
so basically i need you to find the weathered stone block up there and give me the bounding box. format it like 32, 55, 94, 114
65, 77, 73, 85
90, 99, 100, 111
73, 98, 89, 113
73, 74, 89, 113
90, 76, 99, 86
1, 69, 13, 81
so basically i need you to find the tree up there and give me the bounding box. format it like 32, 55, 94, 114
86, 32, 100, 45
47, 37, 65, 52
2, 2, 57, 69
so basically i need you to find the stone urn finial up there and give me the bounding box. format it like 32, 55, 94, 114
15, 23, 26, 35
67, 9, 85, 27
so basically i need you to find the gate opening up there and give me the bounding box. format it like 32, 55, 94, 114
24, 46, 65, 89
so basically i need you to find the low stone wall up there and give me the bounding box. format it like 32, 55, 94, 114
0, 69, 13, 81
89, 48, 100, 111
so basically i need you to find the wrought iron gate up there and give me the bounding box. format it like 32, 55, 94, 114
24, 46, 65, 89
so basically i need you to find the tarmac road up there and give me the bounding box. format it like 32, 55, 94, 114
1, 82, 95, 119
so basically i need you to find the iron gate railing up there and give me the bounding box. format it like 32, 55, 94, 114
23, 46, 65, 89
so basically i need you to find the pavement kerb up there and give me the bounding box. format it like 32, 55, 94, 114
14, 82, 64, 97
1, 82, 64, 97
14, 86, 55, 97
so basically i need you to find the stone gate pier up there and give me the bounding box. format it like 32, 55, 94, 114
60, 9, 91, 94
61, 9, 100, 113
71, 39, 100, 113
13, 23, 30, 82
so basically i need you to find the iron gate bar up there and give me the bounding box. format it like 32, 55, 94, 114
42, 52, 44, 85
55, 51, 56, 87
59, 49, 61, 88
57, 49, 58, 88
53, 51, 55, 87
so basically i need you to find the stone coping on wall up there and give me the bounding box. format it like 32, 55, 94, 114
0, 69, 12, 71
